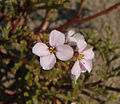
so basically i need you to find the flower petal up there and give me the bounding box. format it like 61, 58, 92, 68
49, 30, 65, 46
66, 30, 75, 37
65, 29, 75, 42
40, 54, 56, 70
56, 45, 73, 61
79, 62, 87, 73
83, 48, 94, 60
80, 59, 92, 72
66, 30, 84, 46
71, 60, 82, 84
77, 39, 87, 53
32, 43, 50, 57
72, 33, 84, 42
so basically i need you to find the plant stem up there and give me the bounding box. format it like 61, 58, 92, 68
57, 2, 120, 30
36, 9, 51, 33
39, 2, 120, 34
77, 0, 85, 18
11, 18, 20, 34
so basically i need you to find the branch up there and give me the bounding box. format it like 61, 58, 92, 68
11, 18, 20, 34
35, 9, 51, 33
57, 2, 120, 31
77, 0, 85, 18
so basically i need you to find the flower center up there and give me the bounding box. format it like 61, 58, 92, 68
49, 46, 56, 53
78, 53, 85, 60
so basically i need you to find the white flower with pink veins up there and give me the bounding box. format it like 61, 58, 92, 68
70, 31, 94, 83
32, 30, 74, 70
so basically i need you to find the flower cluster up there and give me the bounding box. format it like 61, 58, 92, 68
32, 30, 94, 83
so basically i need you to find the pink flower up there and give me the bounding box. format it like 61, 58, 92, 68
71, 39, 94, 83
32, 30, 74, 70
65, 30, 84, 46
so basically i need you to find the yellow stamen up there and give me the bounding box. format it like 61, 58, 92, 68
78, 53, 85, 60
49, 46, 56, 53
